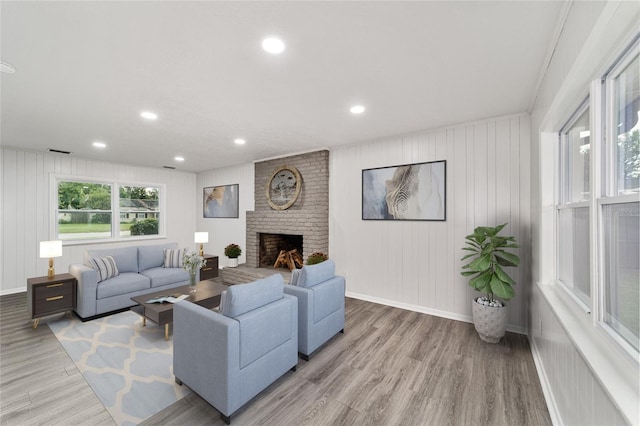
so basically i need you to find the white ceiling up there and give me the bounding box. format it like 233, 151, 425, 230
1, 1, 562, 173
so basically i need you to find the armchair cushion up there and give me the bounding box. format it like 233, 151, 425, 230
298, 259, 336, 288
220, 274, 284, 318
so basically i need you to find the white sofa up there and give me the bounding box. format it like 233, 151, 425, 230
69, 242, 192, 320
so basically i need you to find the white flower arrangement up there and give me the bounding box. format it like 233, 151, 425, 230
183, 251, 207, 274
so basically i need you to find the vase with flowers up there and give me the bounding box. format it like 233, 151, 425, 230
183, 251, 207, 293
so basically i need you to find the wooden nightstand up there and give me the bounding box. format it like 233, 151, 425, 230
27, 273, 77, 329
200, 255, 219, 280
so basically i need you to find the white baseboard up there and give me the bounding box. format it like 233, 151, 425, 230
345, 291, 527, 335
0, 287, 26, 296
528, 333, 562, 426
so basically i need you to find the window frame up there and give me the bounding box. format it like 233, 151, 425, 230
52, 175, 166, 245
556, 39, 640, 359
596, 41, 640, 355
556, 99, 593, 310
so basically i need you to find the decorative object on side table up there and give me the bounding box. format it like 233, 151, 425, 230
194, 231, 209, 256
461, 223, 520, 343
183, 251, 207, 293
306, 252, 328, 265
224, 243, 241, 268
39, 240, 63, 278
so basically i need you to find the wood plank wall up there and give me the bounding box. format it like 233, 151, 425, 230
195, 163, 254, 266
329, 113, 531, 332
0, 148, 196, 294
528, 1, 634, 424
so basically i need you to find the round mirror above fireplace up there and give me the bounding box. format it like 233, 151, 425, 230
266, 165, 302, 210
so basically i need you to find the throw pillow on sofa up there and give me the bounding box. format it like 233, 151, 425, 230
87, 255, 119, 283
163, 248, 185, 268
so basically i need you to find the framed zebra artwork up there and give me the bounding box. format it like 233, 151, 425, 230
362, 160, 446, 221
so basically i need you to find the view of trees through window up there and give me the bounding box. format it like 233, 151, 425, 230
57, 181, 160, 240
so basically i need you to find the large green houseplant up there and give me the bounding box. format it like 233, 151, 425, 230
461, 223, 520, 343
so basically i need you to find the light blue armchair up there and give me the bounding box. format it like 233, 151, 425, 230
283, 259, 345, 360
173, 274, 298, 424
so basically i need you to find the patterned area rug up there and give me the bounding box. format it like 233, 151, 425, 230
48, 310, 191, 425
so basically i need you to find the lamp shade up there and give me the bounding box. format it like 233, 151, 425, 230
194, 232, 209, 244
40, 240, 62, 258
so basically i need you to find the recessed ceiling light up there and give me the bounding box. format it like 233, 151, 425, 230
174, 156, 184, 162
140, 111, 158, 120
0, 61, 16, 73
234, 138, 246, 145
92, 141, 106, 148
262, 37, 285, 54
350, 105, 365, 114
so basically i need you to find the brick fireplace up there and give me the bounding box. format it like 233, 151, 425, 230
246, 150, 329, 268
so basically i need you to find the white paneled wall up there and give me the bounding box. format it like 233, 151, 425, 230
1, 147, 196, 294
329, 113, 531, 331
195, 163, 254, 267
529, 1, 638, 424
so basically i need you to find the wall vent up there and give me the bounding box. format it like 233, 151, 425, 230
162, 166, 176, 169
48, 148, 71, 154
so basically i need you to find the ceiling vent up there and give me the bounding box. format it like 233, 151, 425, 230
48, 148, 71, 154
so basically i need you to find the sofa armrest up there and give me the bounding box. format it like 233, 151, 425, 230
173, 300, 240, 413
69, 263, 98, 318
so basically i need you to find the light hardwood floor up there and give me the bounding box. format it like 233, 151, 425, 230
0, 292, 551, 425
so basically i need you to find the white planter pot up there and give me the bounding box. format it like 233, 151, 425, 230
471, 299, 508, 343
228, 257, 238, 268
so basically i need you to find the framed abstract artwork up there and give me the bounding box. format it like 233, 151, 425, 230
362, 160, 446, 221
203, 184, 239, 218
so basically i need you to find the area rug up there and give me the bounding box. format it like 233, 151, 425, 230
48, 311, 191, 425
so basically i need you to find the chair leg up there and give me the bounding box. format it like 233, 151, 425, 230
221, 413, 231, 425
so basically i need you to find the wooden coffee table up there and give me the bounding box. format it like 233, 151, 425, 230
130, 280, 228, 340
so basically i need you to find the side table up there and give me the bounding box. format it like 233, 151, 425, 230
27, 273, 77, 329
200, 255, 219, 280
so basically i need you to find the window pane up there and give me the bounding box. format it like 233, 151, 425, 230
564, 108, 591, 203
558, 206, 591, 304
119, 186, 160, 236
603, 202, 639, 351
58, 181, 112, 240
615, 53, 639, 195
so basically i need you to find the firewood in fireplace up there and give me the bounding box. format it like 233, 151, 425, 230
274, 249, 304, 270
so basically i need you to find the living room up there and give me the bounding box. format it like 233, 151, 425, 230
1, 1, 639, 425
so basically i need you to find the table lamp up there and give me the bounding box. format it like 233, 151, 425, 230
194, 232, 208, 257
40, 240, 63, 279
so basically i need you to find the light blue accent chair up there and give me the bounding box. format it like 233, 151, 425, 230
173, 274, 298, 424
283, 259, 345, 360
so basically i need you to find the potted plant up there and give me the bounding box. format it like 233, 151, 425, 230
224, 243, 242, 268
461, 223, 520, 343
306, 252, 328, 265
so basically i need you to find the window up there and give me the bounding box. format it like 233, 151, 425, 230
558, 103, 592, 306
602, 47, 639, 351
56, 179, 163, 241
58, 181, 113, 241
557, 41, 640, 354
